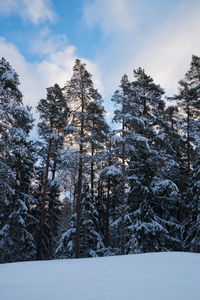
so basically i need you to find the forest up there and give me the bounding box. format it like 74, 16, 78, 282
0, 55, 200, 263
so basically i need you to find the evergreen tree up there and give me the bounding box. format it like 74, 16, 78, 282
111, 74, 135, 254
176, 55, 200, 172
178, 55, 200, 252
64, 59, 106, 258
124, 68, 181, 253
36, 83, 69, 259
0, 58, 37, 262
99, 131, 128, 255
183, 158, 200, 252
45, 178, 62, 258
85, 92, 109, 200
80, 183, 104, 257
55, 211, 76, 259
98, 135, 116, 251
56, 183, 104, 258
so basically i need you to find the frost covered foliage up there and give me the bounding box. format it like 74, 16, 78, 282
126, 186, 181, 253
56, 212, 77, 259
1, 55, 200, 263
176, 55, 200, 171
0, 57, 22, 106
79, 183, 104, 257
56, 184, 104, 258
62, 59, 110, 258
126, 196, 168, 253
184, 159, 200, 252
110, 68, 183, 254
45, 179, 62, 258
36, 83, 70, 260
0, 58, 37, 263
99, 153, 124, 255
55, 56, 199, 257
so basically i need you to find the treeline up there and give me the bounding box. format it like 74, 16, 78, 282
0, 56, 200, 263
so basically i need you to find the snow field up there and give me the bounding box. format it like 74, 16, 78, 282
0, 252, 199, 300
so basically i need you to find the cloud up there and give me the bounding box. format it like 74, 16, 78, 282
30, 27, 68, 56
0, 37, 42, 108
0, 35, 76, 110
0, 34, 104, 137
0, 33, 102, 112
83, 0, 200, 97
83, 0, 139, 36
136, 0, 200, 95
0, 37, 74, 110
0, 0, 56, 24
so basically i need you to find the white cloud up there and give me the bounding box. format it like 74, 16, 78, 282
0, 36, 76, 110
0, 29, 104, 138
30, 27, 68, 56
0, 0, 56, 24
83, 0, 139, 36
2, 0, 199, 129
136, 1, 200, 95
0, 33, 102, 112
0, 37, 43, 108
83, 0, 200, 97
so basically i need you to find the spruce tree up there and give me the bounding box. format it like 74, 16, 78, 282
124, 68, 181, 253
80, 183, 104, 257
0, 58, 37, 262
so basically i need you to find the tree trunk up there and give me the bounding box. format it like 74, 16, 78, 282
105, 175, 110, 248
105, 139, 112, 248
186, 104, 190, 171
143, 98, 147, 115
91, 143, 94, 201
170, 113, 174, 129
121, 104, 125, 255
36, 138, 52, 260
75, 95, 84, 258
52, 157, 57, 181
75, 151, 83, 258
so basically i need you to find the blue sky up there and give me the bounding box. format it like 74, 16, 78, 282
0, 0, 200, 119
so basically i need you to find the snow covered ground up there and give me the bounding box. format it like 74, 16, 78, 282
0, 252, 199, 300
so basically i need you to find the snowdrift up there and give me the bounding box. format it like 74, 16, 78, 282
0, 252, 199, 300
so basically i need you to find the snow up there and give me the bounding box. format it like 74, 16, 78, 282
151, 178, 179, 196
101, 165, 121, 176
2, 70, 15, 82
0, 252, 199, 300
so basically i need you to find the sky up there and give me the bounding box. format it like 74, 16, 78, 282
0, 0, 200, 120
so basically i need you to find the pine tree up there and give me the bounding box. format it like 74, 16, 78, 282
85, 92, 109, 200
36, 83, 69, 260
98, 135, 114, 250
176, 55, 200, 172
178, 55, 200, 252
111, 74, 134, 254
64, 59, 106, 258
